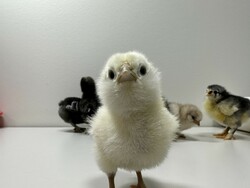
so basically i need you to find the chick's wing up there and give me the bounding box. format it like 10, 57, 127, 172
218, 98, 239, 116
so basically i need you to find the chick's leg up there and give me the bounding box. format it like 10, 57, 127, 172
177, 132, 186, 139
213, 126, 230, 139
224, 128, 238, 140
71, 123, 86, 133
130, 171, 146, 188
108, 173, 116, 188
70, 123, 79, 132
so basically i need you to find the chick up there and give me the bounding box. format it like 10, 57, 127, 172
204, 84, 250, 140
165, 101, 202, 138
58, 77, 101, 133
89, 52, 178, 188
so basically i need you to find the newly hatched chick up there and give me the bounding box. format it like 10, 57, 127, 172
58, 77, 101, 133
90, 52, 178, 188
165, 101, 202, 138
204, 84, 250, 140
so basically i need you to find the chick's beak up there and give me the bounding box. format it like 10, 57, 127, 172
206, 89, 212, 96
117, 63, 137, 83
193, 120, 200, 126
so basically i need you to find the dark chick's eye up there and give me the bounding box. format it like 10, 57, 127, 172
213, 91, 218, 95
139, 65, 147, 76
108, 70, 115, 80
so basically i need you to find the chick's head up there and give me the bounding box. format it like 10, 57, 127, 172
98, 51, 161, 114
181, 105, 203, 126
206, 84, 229, 102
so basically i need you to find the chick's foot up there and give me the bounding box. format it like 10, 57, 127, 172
177, 133, 186, 139
130, 171, 146, 188
130, 183, 146, 188
213, 133, 228, 139
213, 127, 230, 139
74, 127, 86, 133
224, 133, 236, 140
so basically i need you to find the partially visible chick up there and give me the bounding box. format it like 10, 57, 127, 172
204, 84, 250, 140
90, 52, 178, 188
58, 77, 101, 133
165, 100, 202, 138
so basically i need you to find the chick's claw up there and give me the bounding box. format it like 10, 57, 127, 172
213, 132, 236, 140
224, 133, 236, 140
213, 133, 228, 139
213, 127, 230, 139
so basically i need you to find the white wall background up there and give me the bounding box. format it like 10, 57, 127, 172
1, 0, 250, 128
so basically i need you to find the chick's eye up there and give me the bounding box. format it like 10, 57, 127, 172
108, 70, 115, 80
213, 91, 218, 95
139, 65, 147, 76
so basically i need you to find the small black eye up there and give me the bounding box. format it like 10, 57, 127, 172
214, 91, 218, 95
139, 65, 147, 76
108, 70, 115, 80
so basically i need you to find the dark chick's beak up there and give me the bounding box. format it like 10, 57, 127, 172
193, 120, 200, 126
206, 89, 213, 96
117, 63, 137, 83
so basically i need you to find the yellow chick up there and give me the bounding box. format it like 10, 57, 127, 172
204, 84, 250, 140
89, 52, 178, 188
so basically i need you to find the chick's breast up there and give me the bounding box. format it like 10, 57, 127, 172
204, 99, 226, 124
90, 105, 177, 171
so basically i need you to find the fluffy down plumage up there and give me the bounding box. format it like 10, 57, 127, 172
165, 101, 202, 138
58, 77, 101, 133
204, 84, 250, 140
89, 51, 178, 188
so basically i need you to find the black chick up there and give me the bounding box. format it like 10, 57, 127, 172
58, 77, 101, 133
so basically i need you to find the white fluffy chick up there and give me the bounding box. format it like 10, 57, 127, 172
89, 51, 178, 188
166, 101, 202, 138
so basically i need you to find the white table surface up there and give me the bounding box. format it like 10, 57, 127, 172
0, 126, 250, 188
